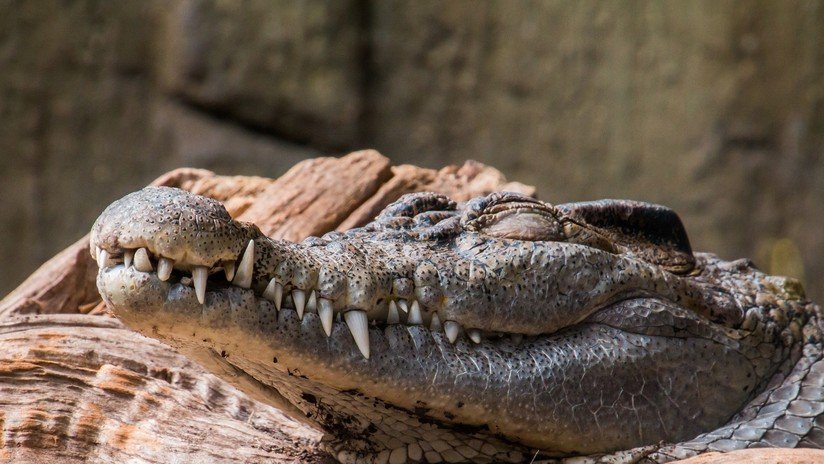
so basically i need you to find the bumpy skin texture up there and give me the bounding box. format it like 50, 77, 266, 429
91, 187, 823, 463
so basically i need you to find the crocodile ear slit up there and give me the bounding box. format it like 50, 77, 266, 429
557, 200, 696, 274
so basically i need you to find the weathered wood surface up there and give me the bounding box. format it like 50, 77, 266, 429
676, 448, 824, 464
0, 315, 325, 463
0, 151, 535, 463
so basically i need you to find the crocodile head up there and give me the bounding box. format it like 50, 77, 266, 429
91, 186, 811, 463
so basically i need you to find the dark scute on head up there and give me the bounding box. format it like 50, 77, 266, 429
558, 199, 695, 274
378, 192, 457, 220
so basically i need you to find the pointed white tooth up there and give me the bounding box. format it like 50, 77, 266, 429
274, 282, 283, 309
232, 240, 255, 288
407, 300, 423, 325
223, 261, 235, 281
97, 249, 109, 268
134, 248, 153, 272
444, 321, 460, 344
336, 312, 342, 322
344, 310, 370, 359
293, 289, 306, 319
262, 278, 284, 310
468, 329, 482, 344
319, 298, 334, 337
157, 257, 174, 281
192, 266, 208, 304
397, 299, 409, 313
123, 250, 134, 268
430, 313, 441, 331
387, 301, 400, 324
94, 246, 102, 263
307, 290, 317, 312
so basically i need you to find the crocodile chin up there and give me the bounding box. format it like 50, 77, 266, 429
91, 186, 808, 463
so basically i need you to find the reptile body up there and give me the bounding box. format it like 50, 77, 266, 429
91, 186, 824, 463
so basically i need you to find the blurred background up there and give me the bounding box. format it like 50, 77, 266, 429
1, 1, 822, 302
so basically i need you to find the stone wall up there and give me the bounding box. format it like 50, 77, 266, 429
2, 0, 823, 302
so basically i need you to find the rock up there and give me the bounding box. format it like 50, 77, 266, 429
158, 0, 363, 149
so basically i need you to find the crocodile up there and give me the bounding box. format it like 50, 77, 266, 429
90, 186, 824, 463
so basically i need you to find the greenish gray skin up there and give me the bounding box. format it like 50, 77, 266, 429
91, 187, 824, 464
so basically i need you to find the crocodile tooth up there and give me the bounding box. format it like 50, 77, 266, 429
319, 298, 334, 336
468, 329, 482, 344
344, 310, 370, 359
444, 321, 460, 344
274, 282, 284, 309
262, 279, 283, 309
97, 249, 110, 268
134, 248, 153, 272
123, 250, 134, 269
293, 289, 306, 319
387, 301, 400, 324
223, 261, 235, 281
407, 300, 423, 325
94, 246, 102, 263
232, 240, 255, 289
397, 299, 409, 313
307, 290, 318, 313
157, 257, 174, 281
429, 313, 441, 331
192, 266, 208, 304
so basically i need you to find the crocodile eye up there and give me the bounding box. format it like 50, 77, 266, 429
461, 192, 566, 241
557, 200, 696, 274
